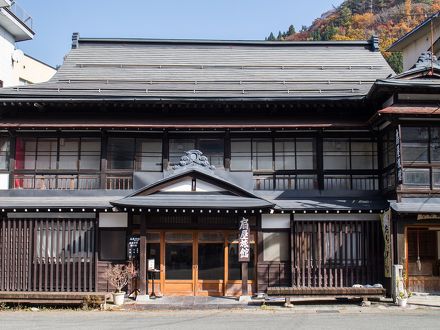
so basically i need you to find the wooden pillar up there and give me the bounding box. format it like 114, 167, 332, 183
8, 130, 16, 189
290, 214, 295, 287
224, 130, 231, 170
316, 131, 324, 190
139, 217, 147, 295
241, 262, 248, 296
162, 131, 169, 170
100, 131, 108, 189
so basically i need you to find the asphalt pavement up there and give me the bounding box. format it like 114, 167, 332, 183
0, 308, 439, 330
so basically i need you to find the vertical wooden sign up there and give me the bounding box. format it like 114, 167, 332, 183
380, 209, 392, 278
239, 217, 250, 262
395, 126, 403, 185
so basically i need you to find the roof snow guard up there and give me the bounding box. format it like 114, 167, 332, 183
0, 35, 394, 101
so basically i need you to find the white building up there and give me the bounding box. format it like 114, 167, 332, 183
388, 12, 440, 72
0, 0, 55, 87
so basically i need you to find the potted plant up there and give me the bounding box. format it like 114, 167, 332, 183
397, 289, 412, 307
104, 262, 137, 306
396, 272, 412, 307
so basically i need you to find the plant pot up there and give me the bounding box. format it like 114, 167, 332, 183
112, 292, 125, 306
396, 297, 408, 307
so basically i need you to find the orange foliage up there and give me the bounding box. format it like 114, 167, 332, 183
351, 13, 375, 30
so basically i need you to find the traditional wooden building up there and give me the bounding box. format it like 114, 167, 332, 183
380, 33, 440, 294
0, 35, 395, 298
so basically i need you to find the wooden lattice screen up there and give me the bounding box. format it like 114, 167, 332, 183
292, 220, 384, 287
0, 217, 97, 292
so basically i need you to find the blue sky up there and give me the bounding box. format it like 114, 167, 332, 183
17, 0, 343, 67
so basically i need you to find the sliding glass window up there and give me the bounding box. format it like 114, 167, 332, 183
0, 136, 10, 170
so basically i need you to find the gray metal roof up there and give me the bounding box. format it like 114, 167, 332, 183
111, 194, 273, 209
0, 196, 118, 209
257, 190, 388, 211
390, 198, 440, 213
0, 37, 394, 100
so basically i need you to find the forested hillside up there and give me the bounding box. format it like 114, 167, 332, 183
267, 0, 440, 73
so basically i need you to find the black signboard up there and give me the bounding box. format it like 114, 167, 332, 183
238, 217, 250, 262
395, 126, 403, 185
128, 235, 140, 260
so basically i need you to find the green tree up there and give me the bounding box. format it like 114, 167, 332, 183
287, 24, 296, 36
277, 31, 283, 40
339, 6, 352, 29
386, 52, 403, 73
267, 32, 276, 41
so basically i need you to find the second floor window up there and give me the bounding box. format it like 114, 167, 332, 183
15, 137, 101, 171
323, 138, 377, 170
401, 127, 440, 188
107, 138, 162, 171
0, 137, 10, 170
231, 137, 316, 171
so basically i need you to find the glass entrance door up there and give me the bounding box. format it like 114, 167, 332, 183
163, 232, 195, 295
160, 230, 255, 296
197, 232, 225, 296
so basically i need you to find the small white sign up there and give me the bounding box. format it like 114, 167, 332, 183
148, 259, 155, 271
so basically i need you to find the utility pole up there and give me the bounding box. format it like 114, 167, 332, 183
370, 0, 373, 14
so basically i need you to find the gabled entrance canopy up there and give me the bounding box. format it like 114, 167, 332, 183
111, 150, 274, 211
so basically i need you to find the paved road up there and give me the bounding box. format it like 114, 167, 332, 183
0, 309, 439, 330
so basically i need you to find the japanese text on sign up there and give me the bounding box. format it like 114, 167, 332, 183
239, 217, 250, 262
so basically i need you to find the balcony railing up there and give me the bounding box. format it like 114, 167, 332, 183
253, 174, 379, 191
253, 174, 318, 190
7, 1, 33, 30
13, 174, 133, 190
324, 175, 378, 190
105, 175, 133, 190
13, 174, 100, 190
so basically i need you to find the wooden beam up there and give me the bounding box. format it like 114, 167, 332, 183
241, 262, 248, 296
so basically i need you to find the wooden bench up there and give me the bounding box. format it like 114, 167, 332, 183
0, 291, 112, 309
266, 287, 386, 307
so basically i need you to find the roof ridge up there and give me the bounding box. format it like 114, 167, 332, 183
76, 36, 373, 48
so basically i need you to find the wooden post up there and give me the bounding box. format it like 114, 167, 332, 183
241, 262, 248, 296
100, 132, 108, 189
139, 218, 147, 296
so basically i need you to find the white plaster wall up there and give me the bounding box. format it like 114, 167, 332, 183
401, 25, 440, 71
261, 214, 290, 229
99, 213, 128, 227
161, 178, 226, 192
0, 173, 8, 189
14, 54, 56, 84
0, 25, 16, 87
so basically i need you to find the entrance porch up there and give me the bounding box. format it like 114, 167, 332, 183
130, 227, 256, 297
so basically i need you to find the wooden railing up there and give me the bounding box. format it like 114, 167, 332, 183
13, 174, 100, 190
324, 176, 378, 190
253, 175, 317, 191
253, 174, 378, 191
105, 175, 133, 190
12, 174, 135, 190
